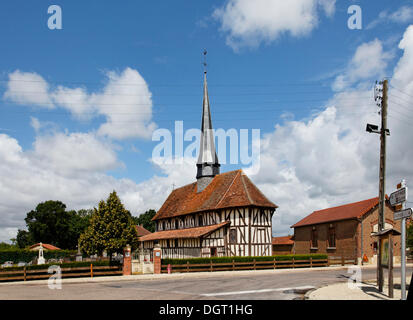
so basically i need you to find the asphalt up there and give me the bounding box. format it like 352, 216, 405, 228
0, 264, 411, 300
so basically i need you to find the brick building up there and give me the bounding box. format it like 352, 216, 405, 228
291, 197, 401, 264
272, 236, 294, 255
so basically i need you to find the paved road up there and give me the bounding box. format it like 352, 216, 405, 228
0, 266, 411, 300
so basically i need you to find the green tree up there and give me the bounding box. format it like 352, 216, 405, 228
0, 242, 17, 250
132, 209, 156, 232
79, 191, 138, 258
15, 229, 34, 248
23, 201, 90, 249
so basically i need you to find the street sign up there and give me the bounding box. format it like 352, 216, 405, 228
394, 208, 412, 221
390, 187, 406, 206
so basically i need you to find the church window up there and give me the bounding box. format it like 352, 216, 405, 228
229, 229, 237, 244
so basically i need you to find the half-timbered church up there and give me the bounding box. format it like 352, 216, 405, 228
139, 70, 278, 258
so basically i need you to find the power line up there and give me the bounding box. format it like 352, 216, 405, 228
0, 78, 331, 87
389, 85, 413, 99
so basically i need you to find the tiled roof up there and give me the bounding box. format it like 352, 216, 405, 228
152, 170, 277, 220
272, 236, 294, 245
29, 243, 61, 251
135, 225, 152, 237
139, 221, 230, 241
291, 197, 385, 228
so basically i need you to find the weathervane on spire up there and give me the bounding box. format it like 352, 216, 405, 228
203, 49, 207, 74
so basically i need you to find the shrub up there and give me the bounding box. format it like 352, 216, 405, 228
1, 259, 120, 272
162, 254, 327, 265
0, 249, 76, 264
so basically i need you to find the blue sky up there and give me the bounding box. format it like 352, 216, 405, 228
1, 0, 413, 242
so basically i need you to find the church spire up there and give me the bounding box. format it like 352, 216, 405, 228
196, 52, 220, 192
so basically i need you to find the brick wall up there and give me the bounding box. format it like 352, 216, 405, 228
358, 204, 401, 263
294, 219, 358, 258
272, 244, 293, 255
293, 203, 401, 262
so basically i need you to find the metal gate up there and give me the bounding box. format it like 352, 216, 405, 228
132, 248, 154, 274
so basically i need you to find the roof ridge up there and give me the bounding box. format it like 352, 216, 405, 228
313, 196, 379, 213
214, 170, 241, 209
241, 173, 276, 207
240, 172, 254, 205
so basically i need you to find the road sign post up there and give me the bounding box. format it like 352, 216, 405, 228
391, 180, 410, 300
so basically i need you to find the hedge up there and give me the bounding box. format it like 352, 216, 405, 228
1, 260, 121, 272
0, 249, 76, 264
162, 254, 328, 265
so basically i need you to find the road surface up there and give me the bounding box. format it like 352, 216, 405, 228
0, 266, 410, 300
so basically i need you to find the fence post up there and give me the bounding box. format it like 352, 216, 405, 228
210, 260, 213, 272
292, 257, 295, 268
232, 259, 235, 271
273, 258, 276, 270
341, 256, 344, 266
253, 259, 256, 270
90, 264, 93, 278
187, 261, 189, 273
310, 257, 313, 268
328, 257, 330, 266
24, 266, 26, 281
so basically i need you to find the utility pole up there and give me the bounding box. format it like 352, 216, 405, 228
366, 79, 389, 292
399, 180, 407, 300
378, 79, 388, 292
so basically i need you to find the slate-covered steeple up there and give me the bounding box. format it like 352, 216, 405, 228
196, 71, 220, 192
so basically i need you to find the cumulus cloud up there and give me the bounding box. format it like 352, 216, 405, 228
332, 39, 392, 91
4, 70, 53, 108
245, 25, 413, 236
0, 130, 196, 242
213, 0, 336, 50
3, 68, 156, 140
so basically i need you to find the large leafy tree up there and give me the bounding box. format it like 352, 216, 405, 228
132, 209, 156, 232
22, 201, 90, 249
79, 191, 138, 257
15, 229, 34, 249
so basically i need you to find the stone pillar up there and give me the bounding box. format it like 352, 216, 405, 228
153, 244, 162, 274
123, 244, 132, 276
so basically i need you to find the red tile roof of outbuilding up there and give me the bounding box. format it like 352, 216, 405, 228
152, 170, 277, 221
135, 225, 152, 237
139, 221, 230, 241
291, 197, 386, 228
29, 243, 61, 251
272, 236, 294, 245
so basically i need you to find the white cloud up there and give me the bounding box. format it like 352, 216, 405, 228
31, 131, 120, 176
245, 25, 413, 236
4, 68, 156, 140
367, 6, 413, 30
4, 70, 53, 108
0, 129, 196, 242
213, 0, 336, 50
332, 39, 392, 91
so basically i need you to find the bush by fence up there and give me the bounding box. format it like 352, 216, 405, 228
1, 259, 121, 272
0, 249, 77, 264
162, 254, 328, 266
